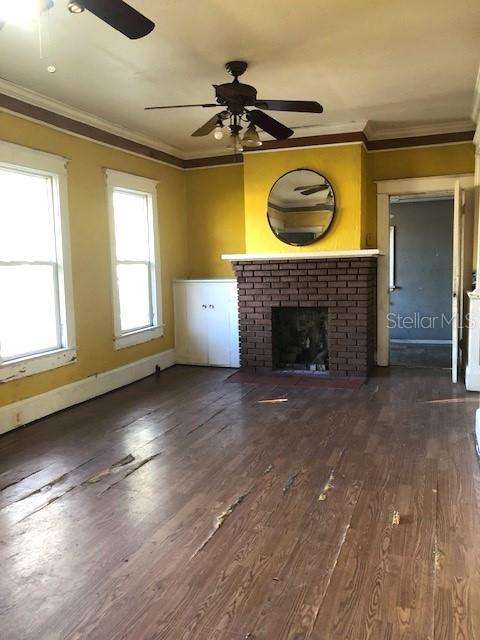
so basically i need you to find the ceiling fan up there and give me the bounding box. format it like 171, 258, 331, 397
0, 0, 155, 40
294, 184, 330, 196
145, 61, 324, 151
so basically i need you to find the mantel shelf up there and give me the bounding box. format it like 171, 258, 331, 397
222, 249, 382, 262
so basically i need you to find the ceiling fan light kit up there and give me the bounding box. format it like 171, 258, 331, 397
145, 61, 324, 152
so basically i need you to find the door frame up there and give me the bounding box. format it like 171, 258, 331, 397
376, 174, 474, 367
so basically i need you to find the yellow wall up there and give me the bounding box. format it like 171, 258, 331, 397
185, 165, 245, 278
365, 142, 475, 246
243, 145, 364, 253
370, 142, 475, 181
0, 112, 188, 406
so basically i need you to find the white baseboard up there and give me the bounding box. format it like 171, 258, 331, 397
475, 409, 480, 459
465, 364, 480, 392
0, 349, 175, 436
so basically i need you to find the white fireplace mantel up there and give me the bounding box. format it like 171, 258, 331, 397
222, 249, 382, 262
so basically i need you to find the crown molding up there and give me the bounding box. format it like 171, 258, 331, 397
365, 118, 475, 141
0, 79, 475, 169
0, 78, 182, 156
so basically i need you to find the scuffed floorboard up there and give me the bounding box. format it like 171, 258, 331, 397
0, 365, 479, 639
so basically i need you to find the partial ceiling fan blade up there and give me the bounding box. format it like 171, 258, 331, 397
255, 100, 323, 114
145, 104, 218, 110
81, 0, 155, 39
248, 110, 294, 140
294, 184, 329, 194
298, 187, 327, 196
192, 114, 222, 137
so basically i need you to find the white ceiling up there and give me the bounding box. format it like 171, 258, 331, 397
0, 0, 479, 157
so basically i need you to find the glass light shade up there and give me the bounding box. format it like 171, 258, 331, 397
242, 124, 262, 147
67, 1, 85, 13
227, 133, 243, 153
213, 124, 224, 140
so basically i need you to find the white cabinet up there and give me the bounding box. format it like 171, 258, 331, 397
174, 280, 239, 367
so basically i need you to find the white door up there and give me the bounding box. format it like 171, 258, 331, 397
451, 180, 463, 383
206, 284, 234, 366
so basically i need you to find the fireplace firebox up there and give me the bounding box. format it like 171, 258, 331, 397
272, 307, 328, 372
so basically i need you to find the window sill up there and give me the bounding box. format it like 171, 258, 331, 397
114, 326, 164, 351
0, 348, 77, 383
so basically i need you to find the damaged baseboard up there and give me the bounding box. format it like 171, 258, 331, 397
0, 349, 175, 436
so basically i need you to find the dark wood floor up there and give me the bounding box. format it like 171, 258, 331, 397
0, 365, 479, 639
390, 343, 452, 370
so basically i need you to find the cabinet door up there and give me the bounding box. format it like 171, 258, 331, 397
206, 284, 235, 367
185, 284, 209, 364
174, 282, 209, 365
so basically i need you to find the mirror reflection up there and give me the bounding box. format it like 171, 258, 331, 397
267, 169, 335, 246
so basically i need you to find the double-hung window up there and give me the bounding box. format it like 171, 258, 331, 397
0, 142, 76, 382
106, 170, 163, 350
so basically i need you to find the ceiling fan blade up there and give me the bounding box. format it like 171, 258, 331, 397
145, 104, 218, 110
298, 187, 327, 196
255, 100, 323, 114
294, 184, 329, 193
81, 0, 155, 39
248, 110, 294, 140
192, 114, 222, 137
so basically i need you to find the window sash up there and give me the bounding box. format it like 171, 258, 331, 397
0, 166, 57, 263
111, 188, 158, 337
116, 259, 155, 333
0, 166, 68, 363
0, 262, 62, 363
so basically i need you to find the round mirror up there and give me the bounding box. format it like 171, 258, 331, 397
267, 169, 335, 246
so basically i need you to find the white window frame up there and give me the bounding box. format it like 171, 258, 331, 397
0, 141, 76, 383
106, 169, 163, 350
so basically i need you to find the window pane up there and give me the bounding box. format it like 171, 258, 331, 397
0, 265, 59, 360
0, 168, 56, 262
113, 190, 151, 261
117, 263, 152, 332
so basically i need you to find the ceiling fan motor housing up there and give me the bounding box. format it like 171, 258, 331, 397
214, 82, 257, 114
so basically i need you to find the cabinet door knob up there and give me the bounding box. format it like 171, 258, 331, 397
202, 304, 207, 309
209, 304, 215, 309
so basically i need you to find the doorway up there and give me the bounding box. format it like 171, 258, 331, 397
388, 194, 453, 370
376, 174, 475, 382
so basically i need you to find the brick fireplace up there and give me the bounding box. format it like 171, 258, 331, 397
228, 253, 378, 378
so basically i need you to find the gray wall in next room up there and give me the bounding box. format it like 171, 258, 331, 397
389, 198, 453, 342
